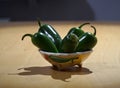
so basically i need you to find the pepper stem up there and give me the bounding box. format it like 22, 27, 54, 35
22, 34, 33, 40
91, 25, 96, 36
37, 19, 41, 27
79, 22, 90, 28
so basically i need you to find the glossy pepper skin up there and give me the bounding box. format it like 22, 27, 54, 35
61, 33, 79, 53
22, 32, 58, 53
76, 25, 97, 52
67, 23, 90, 37
38, 21, 62, 52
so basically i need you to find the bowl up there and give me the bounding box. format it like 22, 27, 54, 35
39, 50, 93, 70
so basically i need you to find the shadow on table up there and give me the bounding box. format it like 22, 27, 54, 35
16, 66, 92, 82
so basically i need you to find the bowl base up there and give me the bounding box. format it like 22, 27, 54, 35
52, 64, 82, 71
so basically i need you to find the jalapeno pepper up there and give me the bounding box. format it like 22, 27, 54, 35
76, 25, 97, 52
67, 23, 90, 37
61, 33, 79, 53
22, 32, 58, 53
38, 20, 62, 52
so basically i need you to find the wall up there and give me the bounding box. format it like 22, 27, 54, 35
87, 0, 120, 21
0, 0, 120, 21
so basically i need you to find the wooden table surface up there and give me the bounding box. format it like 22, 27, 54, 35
0, 21, 120, 88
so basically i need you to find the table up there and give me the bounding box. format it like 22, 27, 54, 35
0, 21, 120, 88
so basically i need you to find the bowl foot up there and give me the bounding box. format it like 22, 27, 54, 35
77, 64, 82, 68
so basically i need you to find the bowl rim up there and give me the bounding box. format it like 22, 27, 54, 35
39, 50, 93, 56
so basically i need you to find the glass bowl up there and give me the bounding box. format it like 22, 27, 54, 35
39, 50, 92, 70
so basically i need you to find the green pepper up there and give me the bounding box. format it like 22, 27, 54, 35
38, 20, 62, 52
60, 33, 79, 53
76, 25, 97, 52
67, 23, 90, 37
22, 32, 58, 53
